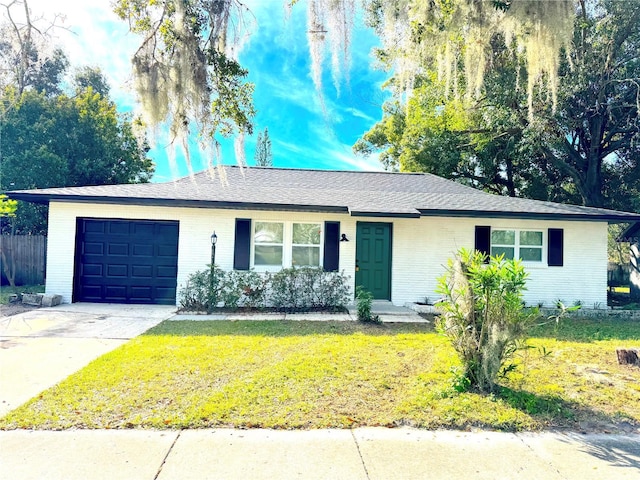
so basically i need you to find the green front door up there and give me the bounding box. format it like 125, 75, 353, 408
355, 222, 392, 300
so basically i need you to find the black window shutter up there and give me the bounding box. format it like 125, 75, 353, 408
475, 226, 491, 256
233, 218, 251, 270
548, 228, 564, 266
323, 221, 340, 272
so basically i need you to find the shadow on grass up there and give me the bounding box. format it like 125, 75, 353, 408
529, 317, 640, 343
142, 319, 437, 338
497, 386, 640, 433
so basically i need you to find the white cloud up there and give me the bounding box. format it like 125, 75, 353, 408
344, 107, 376, 123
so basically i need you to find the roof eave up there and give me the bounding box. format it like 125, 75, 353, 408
7, 192, 350, 214
349, 210, 421, 219
418, 209, 640, 222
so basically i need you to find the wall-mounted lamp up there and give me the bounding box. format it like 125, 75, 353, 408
340, 233, 349, 242
208, 231, 218, 314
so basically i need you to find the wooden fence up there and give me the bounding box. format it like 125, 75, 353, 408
0, 235, 47, 286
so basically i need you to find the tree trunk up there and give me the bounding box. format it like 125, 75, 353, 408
0, 242, 16, 287
616, 349, 640, 366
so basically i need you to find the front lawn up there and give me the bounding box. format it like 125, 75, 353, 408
1, 319, 639, 431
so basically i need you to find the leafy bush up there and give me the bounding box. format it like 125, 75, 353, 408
220, 270, 269, 310
436, 248, 539, 392
269, 267, 350, 312
178, 266, 224, 311
179, 267, 350, 312
355, 286, 379, 323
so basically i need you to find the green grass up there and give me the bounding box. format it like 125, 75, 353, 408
1, 319, 639, 432
0, 284, 44, 304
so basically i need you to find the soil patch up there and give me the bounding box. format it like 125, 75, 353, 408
0, 303, 40, 318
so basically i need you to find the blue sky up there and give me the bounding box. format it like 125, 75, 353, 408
25, 0, 388, 181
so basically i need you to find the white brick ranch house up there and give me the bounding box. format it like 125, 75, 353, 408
9, 166, 640, 308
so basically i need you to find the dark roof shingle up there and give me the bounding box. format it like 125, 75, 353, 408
8, 166, 640, 222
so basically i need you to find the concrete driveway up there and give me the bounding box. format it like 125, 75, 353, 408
0, 303, 175, 416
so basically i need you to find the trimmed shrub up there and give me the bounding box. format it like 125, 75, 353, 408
179, 267, 350, 312
220, 270, 269, 310
269, 267, 350, 312
178, 266, 224, 312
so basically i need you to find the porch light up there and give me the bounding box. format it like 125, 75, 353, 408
340, 233, 349, 242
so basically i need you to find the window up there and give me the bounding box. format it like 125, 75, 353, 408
254, 222, 284, 266
253, 221, 322, 268
292, 223, 321, 267
491, 229, 543, 262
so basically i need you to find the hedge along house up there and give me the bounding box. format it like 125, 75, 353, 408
9, 166, 640, 308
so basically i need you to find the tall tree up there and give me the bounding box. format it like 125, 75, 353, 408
113, 0, 255, 167
254, 128, 273, 167
114, 1, 577, 167
73, 66, 110, 97
0, 0, 67, 95
1, 84, 154, 234
355, 0, 640, 210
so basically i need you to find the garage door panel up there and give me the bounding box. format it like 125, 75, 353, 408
132, 244, 153, 257
157, 244, 178, 257
130, 286, 153, 300
83, 242, 104, 255
155, 287, 177, 303
108, 243, 129, 255
108, 221, 130, 235
105, 286, 128, 302
81, 263, 103, 277
157, 223, 179, 235
133, 223, 155, 236
131, 265, 153, 278
75, 219, 179, 304
157, 265, 178, 278
84, 221, 105, 234
81, 285, 103, 300
106, 264, 128, 277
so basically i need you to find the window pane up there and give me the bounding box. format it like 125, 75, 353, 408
491, 246, 515, 259
520, 247, 542, 262
491, 230, 515, 245
254, 245, 283, 266
293, 223, 321, 245
255, 222, 283, 244
292, 246, 320, 266
520, 231, 542, 246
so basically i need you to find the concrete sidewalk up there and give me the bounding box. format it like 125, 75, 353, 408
0, 428, 638, 480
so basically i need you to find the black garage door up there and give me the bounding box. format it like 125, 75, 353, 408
74, 219, 179, 304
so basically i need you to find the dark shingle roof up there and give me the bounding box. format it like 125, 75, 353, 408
8, 166, 640, 222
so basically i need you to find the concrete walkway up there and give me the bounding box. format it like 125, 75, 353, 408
1, 428, 638, 480
171, 300, 428, 323
0, 303, 175, 416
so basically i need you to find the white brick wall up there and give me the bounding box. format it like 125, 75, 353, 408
391, 217, 608, 308
46, 202, 609, 308
46, 203, 357, 304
